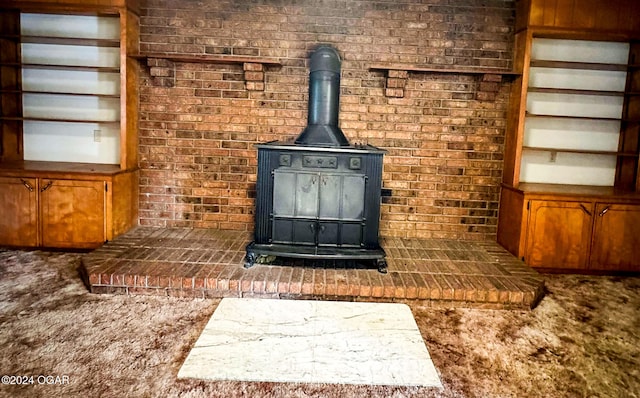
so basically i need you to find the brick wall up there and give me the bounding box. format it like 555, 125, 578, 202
138, 0, 515, 240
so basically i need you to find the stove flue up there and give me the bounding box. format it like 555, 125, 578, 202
295, 45, 350, 147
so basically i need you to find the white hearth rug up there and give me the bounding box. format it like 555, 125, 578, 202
178, 298, 442, 387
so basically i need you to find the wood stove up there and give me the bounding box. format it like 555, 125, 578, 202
244, 45, 387, 273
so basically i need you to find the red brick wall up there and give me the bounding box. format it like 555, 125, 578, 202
138, 0, 514, 240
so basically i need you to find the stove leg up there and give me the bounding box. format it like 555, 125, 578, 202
376, 258, 388, 274
244, 251, 257, 269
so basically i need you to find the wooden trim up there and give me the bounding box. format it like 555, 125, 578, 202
525, 112, 622, 122
0, 160, 128, 178
522, 0, 640, 40
529, 60, 627, 71
509, 182, 640, 199
19, 35, 120, 47
18, 63, 120, 73
522, 146, 639, 157
497, 185, 526, 258
527, 87, 624, 97
503, 30, 532, 186
0, 1, 139, 15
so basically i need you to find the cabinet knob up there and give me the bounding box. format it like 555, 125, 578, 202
599, 206, 610, 217
20, 179, 34, 192
40, 181, 54, 192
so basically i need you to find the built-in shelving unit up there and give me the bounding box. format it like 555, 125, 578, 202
497, 0, 640, 274
519, 38, 634, 187
0, 1, 139, 249
0, 12, 123, 164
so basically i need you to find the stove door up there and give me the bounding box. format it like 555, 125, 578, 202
317, 174, 365, 247
272, 171, 319, 245
272, 169, 367, 247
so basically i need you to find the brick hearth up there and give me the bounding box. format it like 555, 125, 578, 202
81, 227, 544, 309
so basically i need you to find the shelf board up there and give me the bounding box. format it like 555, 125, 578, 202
1, 62, 120, 73
1, 116, 119, 124
22, 63, 120, 73
20, 35, 120, 47
514, 182, 640, 198
527, 87, 624, 97
522, 146, 638, 157
369, 63, 520, 75
0, 160, 124, 177
132, 53, 281, 66
0, 89, 119, 98
525, 112, 621, 122
530, 60, 627, 71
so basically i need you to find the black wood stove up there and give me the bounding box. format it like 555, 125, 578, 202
244, 45, 387, 273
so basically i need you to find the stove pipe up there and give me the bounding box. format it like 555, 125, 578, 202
294, 45, 350, 147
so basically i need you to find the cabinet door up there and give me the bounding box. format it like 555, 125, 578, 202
0, 177, 38, 246
590, 203, 640, 271
525, 200, 593, 269
40, 179, 105, 248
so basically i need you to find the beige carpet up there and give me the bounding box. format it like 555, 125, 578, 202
1, 249, 639, 397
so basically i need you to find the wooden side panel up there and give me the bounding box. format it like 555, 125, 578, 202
0, 176, 38, 246
616, 42, 640, 191
590, 203, 640, 270
515, 0, 532, 33
525, 200, 593, 269
40, 179, 105, 248
503, 31, 531, 186
551, 0, 574, 28
526, 0, 640, 37
111, 169, 138, 238
121, 9, 139, 170
0, 9, 23, 162
496, 186, 526, 257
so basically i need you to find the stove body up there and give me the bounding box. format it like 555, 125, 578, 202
245, 142, 386, 271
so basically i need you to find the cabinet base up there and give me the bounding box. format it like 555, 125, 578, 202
244, 242, 387, 273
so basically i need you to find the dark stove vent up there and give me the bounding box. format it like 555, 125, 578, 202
294, 45, 350, 147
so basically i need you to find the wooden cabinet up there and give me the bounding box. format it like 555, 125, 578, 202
0, 167, 136, 249
498, 1, 640, 273
499, 184, 640, 272
0, 0, 139, 249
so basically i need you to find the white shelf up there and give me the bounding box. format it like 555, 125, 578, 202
521, 38, 631, 187
19, 13, 122, 165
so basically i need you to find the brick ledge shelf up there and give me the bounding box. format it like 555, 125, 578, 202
81, 227, 545, 310
369, 63, 520, 100
133, 53, 281, 90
